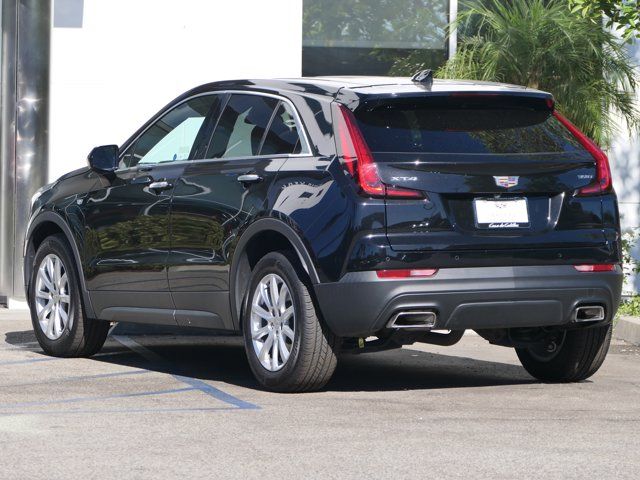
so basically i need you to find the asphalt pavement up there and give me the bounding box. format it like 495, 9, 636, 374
1, 309, 639, 479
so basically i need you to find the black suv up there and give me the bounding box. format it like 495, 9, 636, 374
25, 76, 622, 392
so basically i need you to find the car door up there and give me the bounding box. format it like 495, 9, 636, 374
169, 93, 311, 329
82, 94, 220, 320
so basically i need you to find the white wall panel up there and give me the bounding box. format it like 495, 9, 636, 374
50, 0, 303, 181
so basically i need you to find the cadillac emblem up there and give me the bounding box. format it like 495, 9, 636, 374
494, 176, 519, 188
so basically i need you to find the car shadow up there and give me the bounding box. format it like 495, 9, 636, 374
4, 329, 536, 392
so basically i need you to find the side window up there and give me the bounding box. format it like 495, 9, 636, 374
206, 94, 277, 159
260, 102, 305, 155
119, 95, 218, 169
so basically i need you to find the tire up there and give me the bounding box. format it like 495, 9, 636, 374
515, 324, 612, 382
28, 234, 109, 357
242, 251, 338, 392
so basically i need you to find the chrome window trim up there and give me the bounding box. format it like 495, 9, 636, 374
113, 152, 314, 175
117, 90, 313, 172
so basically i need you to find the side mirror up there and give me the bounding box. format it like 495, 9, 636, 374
88, 145, 119, 173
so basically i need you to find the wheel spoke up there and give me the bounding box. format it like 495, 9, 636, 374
277, 283, 289, 310
59, 306, 69, 327
282, 306, 294, 321
278, 333, 289, 362
53, 258, 62, 290
54, 308, 63, 337
252, 325, 270, 340
59, 273, 68, 294
270, 276, 279, 310
46, 257, 55, 287
271, 334, 279, 370
46, 308, 56, 337
252, 304, 273, 321
39, 266, 55, 293
259, 332, 275, 363
282, 325, 295, 341
38, 300, 53, 321
259, 282, 272, 309
59, 294, 70, 304
36, 289, 50, 300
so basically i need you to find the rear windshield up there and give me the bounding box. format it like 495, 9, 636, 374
355, 97, 585, 155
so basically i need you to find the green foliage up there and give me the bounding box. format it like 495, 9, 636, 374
618, 228, 640, 317
618, 295, 640, 316
569, 0, 639, 42
621, 229, 639, 275
391, 0, 639, 147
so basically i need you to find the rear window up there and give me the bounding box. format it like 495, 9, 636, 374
354, 97, 585, 155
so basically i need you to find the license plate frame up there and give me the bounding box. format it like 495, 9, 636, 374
473, 197, 530, 229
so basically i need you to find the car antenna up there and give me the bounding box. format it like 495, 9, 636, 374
411, 69, 433, 88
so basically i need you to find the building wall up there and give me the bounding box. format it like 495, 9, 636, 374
609, 38, 640, 295
49, 0, 303, 182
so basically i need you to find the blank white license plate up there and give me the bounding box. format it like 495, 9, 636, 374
473, 198, 529, 228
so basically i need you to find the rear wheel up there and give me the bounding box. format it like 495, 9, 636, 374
242, 251, 338, 392
29, 234, 109, 357
515, 324, 612, 382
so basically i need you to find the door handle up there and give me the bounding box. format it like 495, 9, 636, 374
237, 174, 262, 184
132, 175, 153, 185
148, 180, 173, 192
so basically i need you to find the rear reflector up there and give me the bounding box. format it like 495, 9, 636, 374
376, 269, 438, 279
554, 112, 612, 196
574, 264, 617, 272
333, 104, 424, 199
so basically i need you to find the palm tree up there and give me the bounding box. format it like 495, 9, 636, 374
390, 0, 639, 147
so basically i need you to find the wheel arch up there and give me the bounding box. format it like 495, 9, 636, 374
24, 211, 96, 318
229, 218, 321, 330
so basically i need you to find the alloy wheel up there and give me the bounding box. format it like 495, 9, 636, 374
250, 273, 295, 371
35, 254, 72, 340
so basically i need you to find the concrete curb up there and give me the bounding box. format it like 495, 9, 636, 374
614, 315, 640, 346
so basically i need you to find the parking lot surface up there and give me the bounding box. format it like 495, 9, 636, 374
1, 309, 639, 479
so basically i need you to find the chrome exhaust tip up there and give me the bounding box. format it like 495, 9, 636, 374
573, 305, 605, 322
387, 311, 437, 329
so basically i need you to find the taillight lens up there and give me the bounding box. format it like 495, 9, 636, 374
333, 103, 423, 199
376, 269, 438, 279
553, 112, 612, 196
574, 264, 617, 272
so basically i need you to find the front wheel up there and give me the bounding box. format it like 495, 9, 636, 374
29, 234, 109, 357
242, 251, 338, 392
515, 324, 612, 382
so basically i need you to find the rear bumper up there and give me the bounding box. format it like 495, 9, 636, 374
314, 265, 623, 337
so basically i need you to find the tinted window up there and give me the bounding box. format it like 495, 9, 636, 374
355, 98, 585, 155
206, 94, 277, 159
260, 102, 304, 155
120, 95, 218, 169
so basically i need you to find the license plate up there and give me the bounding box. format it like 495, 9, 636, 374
473, 198, 529, 229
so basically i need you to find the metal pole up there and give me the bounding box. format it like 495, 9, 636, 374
0, 0, 18, 301
0, 0, 50, 301
14, 0, 50, 298
448, 0, 458, 59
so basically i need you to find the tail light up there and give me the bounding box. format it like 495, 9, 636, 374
554, 112, 612, 196
333, 103, 423, 199
574, 264, 617, 272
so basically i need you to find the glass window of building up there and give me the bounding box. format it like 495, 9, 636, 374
302, 0, 450, 76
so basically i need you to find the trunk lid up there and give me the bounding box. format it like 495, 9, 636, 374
351, 94, 607, 254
